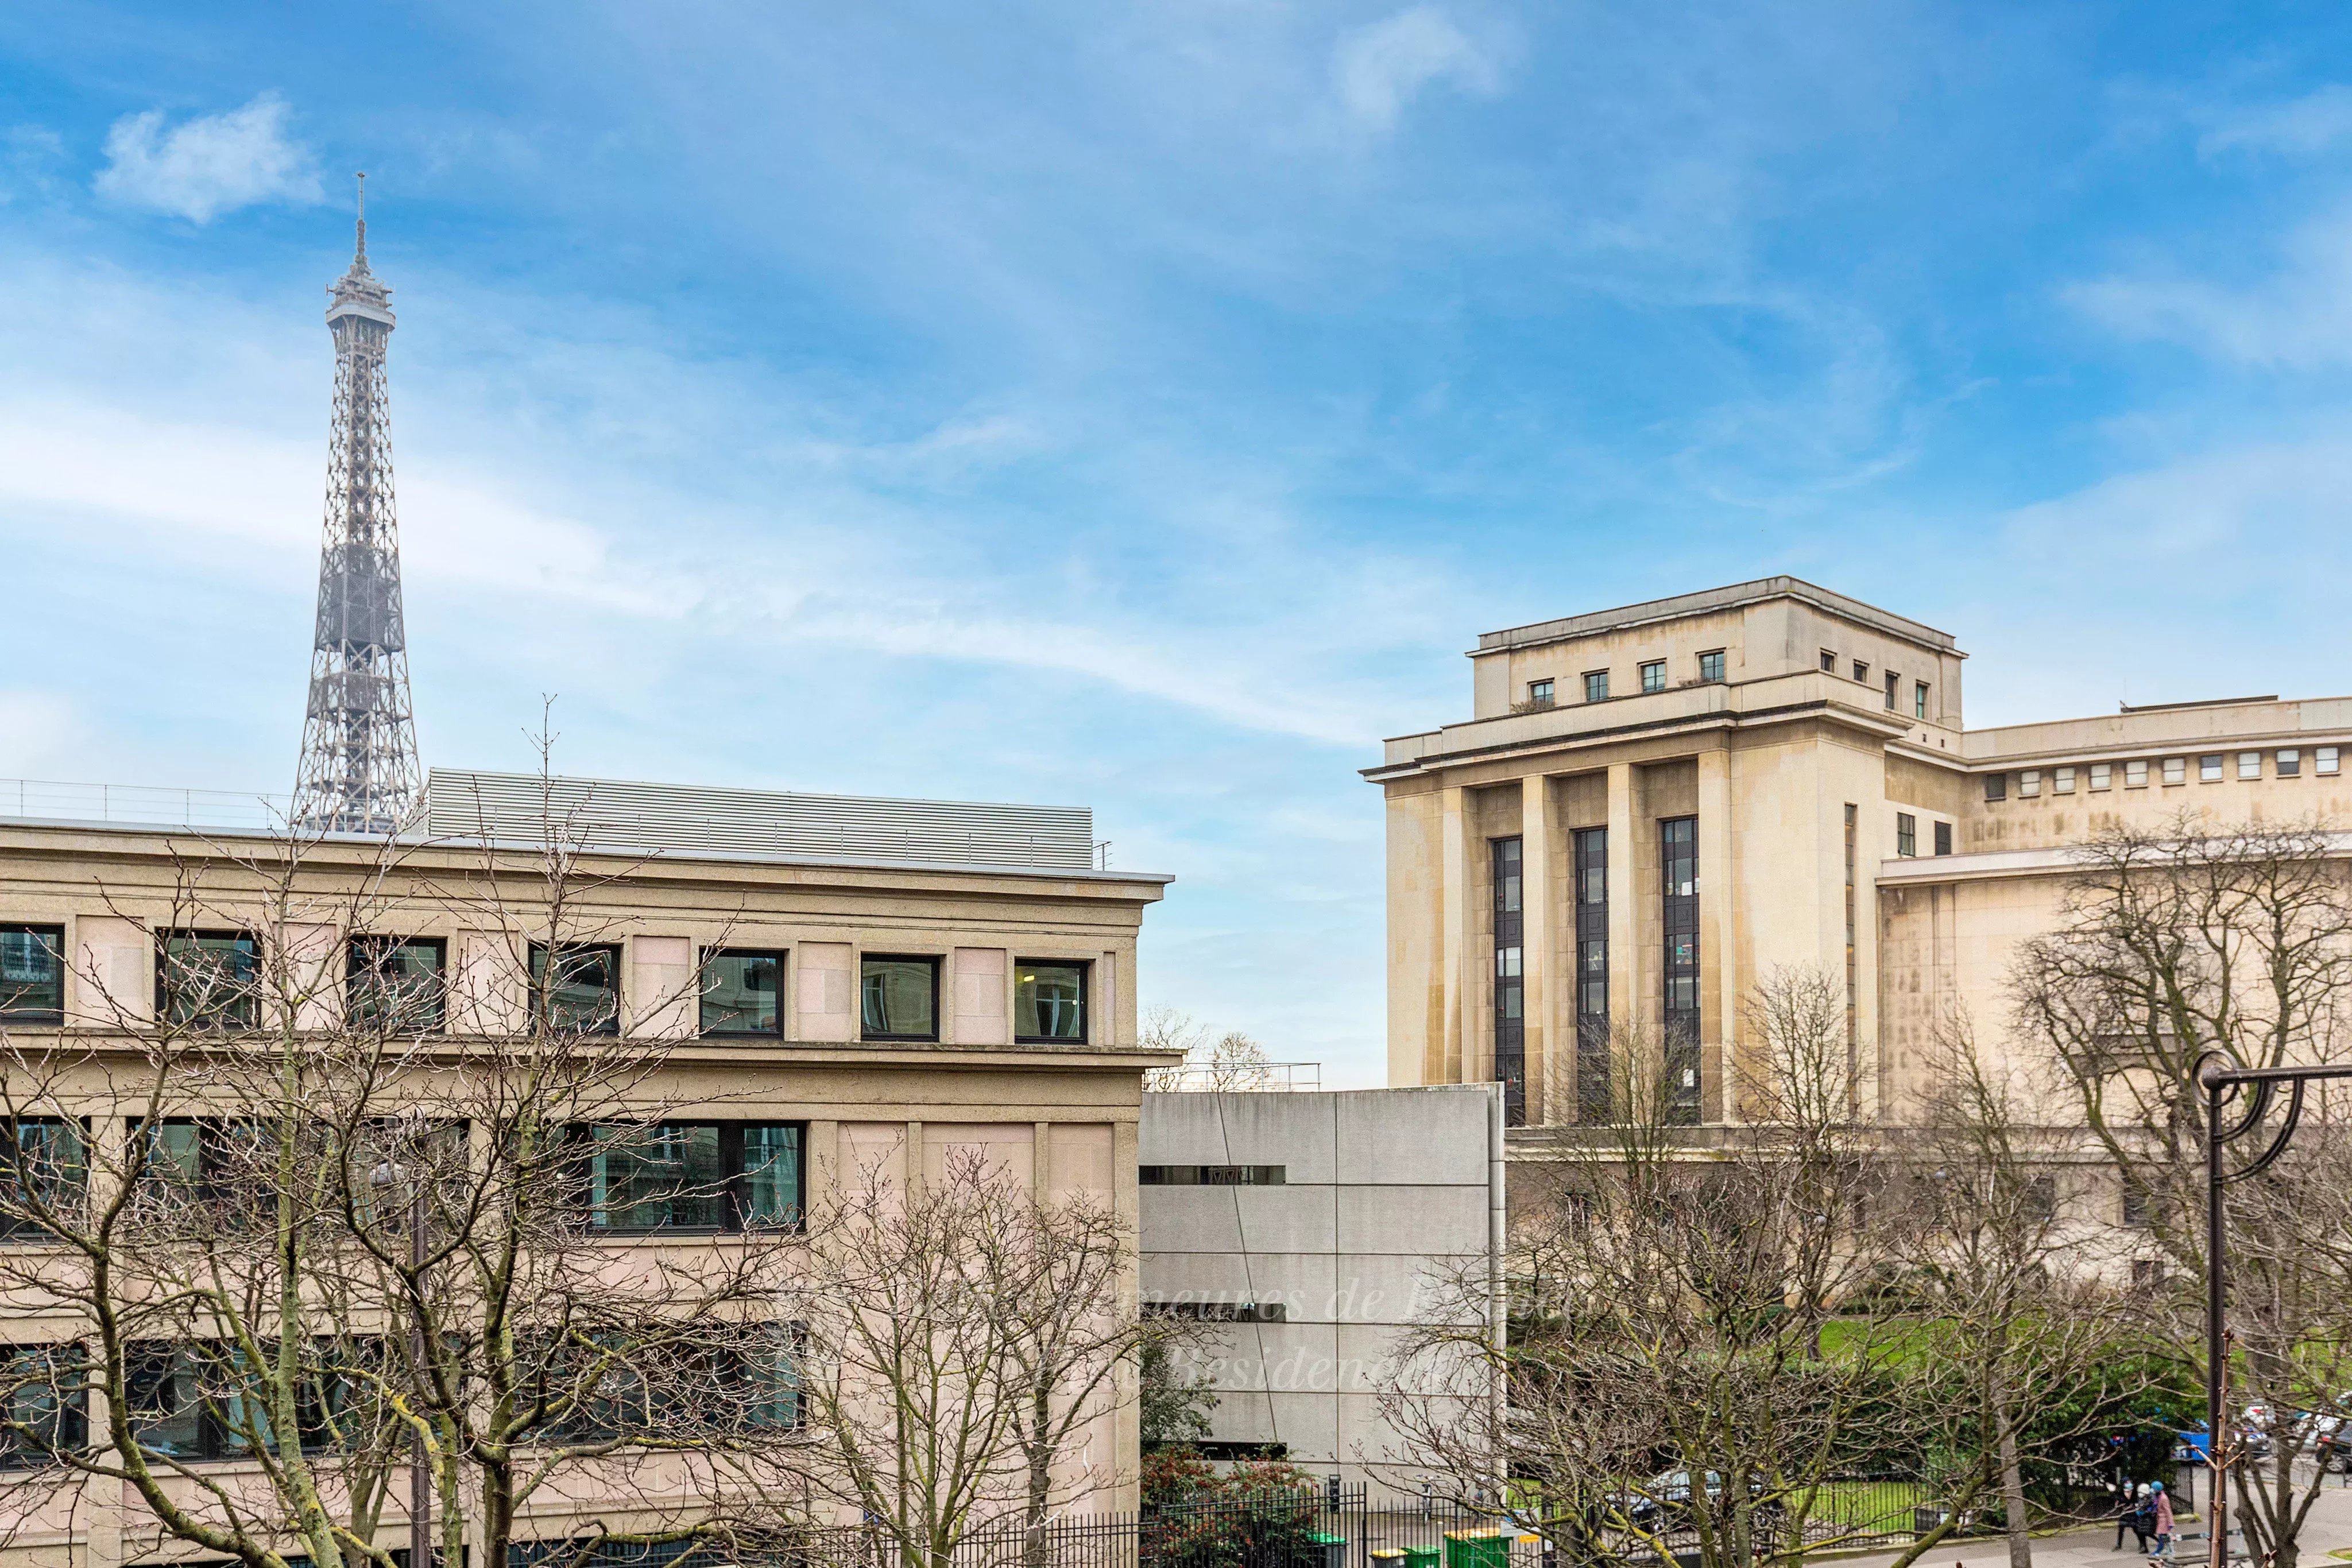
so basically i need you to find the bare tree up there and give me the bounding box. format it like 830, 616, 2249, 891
1140, 1008, 1275, 1091
1382, 973, 1921, 1568
2016, 814, 2352, 1568
783, 1146, 1145, 1568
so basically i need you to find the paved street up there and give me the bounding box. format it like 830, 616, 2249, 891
1824, 1474, 2352, 1568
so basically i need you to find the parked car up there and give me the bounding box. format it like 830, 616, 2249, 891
1615, 1471, 1784, 1534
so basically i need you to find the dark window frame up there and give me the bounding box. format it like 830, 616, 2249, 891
529, 942, 624, 1037
1491, 837, 1525, 1128
1818, 649, 1836, 673
126, 1337, 378, 1462
1883, 671, 1900, 710
0, 1343, 86, 1469
346, 935, 447, 1033
0, 1119, 86, 1240
1138, 1164, 1286, 1186
1914, 681, 1930, 721
858, 954, 941, 1043
568, 1120, 807, 1235
1573, 826, 1609, 1124
1582, 669, 1609, 703
1526, 679, 1553, 705
1895, 813, 1917, 858
157, 930, 260, 1032
1984, 773, 2007, 802
0, 926, 65, 1024
1661, 816, 1701, 1124
1933, 820, 1953, 857
699, 949, 786, 1039
1697, 650, 1726, 684
1012, 958, 1089, 1045
1638, 660, 1666, 694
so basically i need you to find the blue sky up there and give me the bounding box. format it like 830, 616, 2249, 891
4, 3, 2352, 1084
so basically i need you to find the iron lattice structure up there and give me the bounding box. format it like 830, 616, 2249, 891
292, 184, 421, 835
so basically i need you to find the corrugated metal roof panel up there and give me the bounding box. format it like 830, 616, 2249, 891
425, 769, 1097, 871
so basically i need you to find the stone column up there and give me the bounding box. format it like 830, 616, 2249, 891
1697, 745, 1735, 1122
1519, 772, 1554, 1124
1439, 784, 1470, 1087
1605, 762, 1637, 1063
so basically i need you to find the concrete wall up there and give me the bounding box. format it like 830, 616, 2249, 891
1138, 1086, 1500, 1497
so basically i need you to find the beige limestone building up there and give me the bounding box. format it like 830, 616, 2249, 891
0, 768, 1171, 1564
1365, 576, 2352, 1128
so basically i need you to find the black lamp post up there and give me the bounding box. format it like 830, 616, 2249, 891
2193, 1053, 2352, 1568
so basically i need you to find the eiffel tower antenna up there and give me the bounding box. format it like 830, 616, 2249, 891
292, 173, 422, 834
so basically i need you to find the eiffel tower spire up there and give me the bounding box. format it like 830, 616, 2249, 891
292, 173, 421, 834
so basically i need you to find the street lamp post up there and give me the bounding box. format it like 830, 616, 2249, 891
372, 1153, 432, 1568
2194, 1054, 2352, 1568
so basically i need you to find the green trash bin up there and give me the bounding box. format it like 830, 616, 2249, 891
1444, 1530, 1511, 1568
1402, 1545, 1440, 1568
1309, 1531, 1349, 1568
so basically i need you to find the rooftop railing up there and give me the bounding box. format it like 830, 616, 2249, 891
0, 779, 292, 833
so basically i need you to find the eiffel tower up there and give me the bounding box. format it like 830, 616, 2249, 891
292, 175, 421, 834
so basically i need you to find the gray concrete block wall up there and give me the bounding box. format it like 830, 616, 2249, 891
1138, 1085, 1499, 1496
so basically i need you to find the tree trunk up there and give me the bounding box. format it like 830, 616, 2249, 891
1999, 1411, 2032, 1568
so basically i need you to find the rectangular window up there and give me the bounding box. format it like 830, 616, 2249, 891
860, 955, 939, 1041
1142, 1300, 1287, 1323
1138, 1164, 1286, 1185
2121, 1176, 2150, 1229
2018, 770, 2041, 798
1698, 651, 1725, 684
1639, 660, 1666, 694
530, 943, 621, 1036
1843, 805, 1858, 1079
701, 950, 783, 1036
1883, 671, 1899, 711
1895, 813, 1916, 857
1933, 821, 1953, 857
1015, 959, 1088, 1043
346, 936, 445, 1033
1491, 838, 1525, 1128
2022, 1174, 2057, 1223
1573, 827, 1609, 1123
0, 1345, 84, 1468
1914, 682, 1929, 721
2199, 754, 2223, 783
0, 1121, 84, 1240
2089, 763, 2111, 791
1819, 650, 1836, 673
0, 927, 64, 1023
2278, 749, 2302, 778
1661, 817, 1700, 1125
1526, 679, 1553, 706
2126, 760, 2149, 788
2054, 766, 2075, 795
127, 1339, 370, 1461
573, 1122, 804, 1232
158, 932, 258, 1031
2320, 746, 2341, 776
2238, 751, 2261, 781
2163, 757, 2187, 786
1852, 660, 1869, 682
1583, 670, 1609, 703
1984, 773, 2007, 802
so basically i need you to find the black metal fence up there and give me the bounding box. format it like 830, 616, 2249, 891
761, 1477, 1974, 1568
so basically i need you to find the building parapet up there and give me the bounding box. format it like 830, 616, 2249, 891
1473, 575, 1958, 658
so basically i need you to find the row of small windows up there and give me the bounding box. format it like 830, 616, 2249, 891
1983, 747, 2342, 802
0, 930, 1089, 1045
1526, 651, 1728, 708
1817, 649, 1932, 720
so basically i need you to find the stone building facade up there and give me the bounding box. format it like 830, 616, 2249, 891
1365, 576, 2352, 1127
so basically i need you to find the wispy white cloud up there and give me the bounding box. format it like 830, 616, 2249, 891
0, 125, 67, 206
1330, 7, 1502, 133
95, 92, 322, 222
2200, 84, 2352, 157
2066, 204, 2352, 370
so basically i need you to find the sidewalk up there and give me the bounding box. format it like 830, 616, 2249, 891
1811, 1477, 2352, 1568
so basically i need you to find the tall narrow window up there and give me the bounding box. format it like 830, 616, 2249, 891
1843, 804, 1858, 1093
1895, 812, 1916, 857
1491, 838, 1525, 1128
1883, 671, 1899, 711
1933, 820, 1953, 857
1661, 818, 1700, 1124
1573, 828, 1609, 1122
1914, 682, 1929, 721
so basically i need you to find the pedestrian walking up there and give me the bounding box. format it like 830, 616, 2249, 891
2117, 1485, 2152, 1552
2148, 1482, 2175, 1562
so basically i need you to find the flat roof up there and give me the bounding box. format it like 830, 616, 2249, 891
1475, 575, 1959, 656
